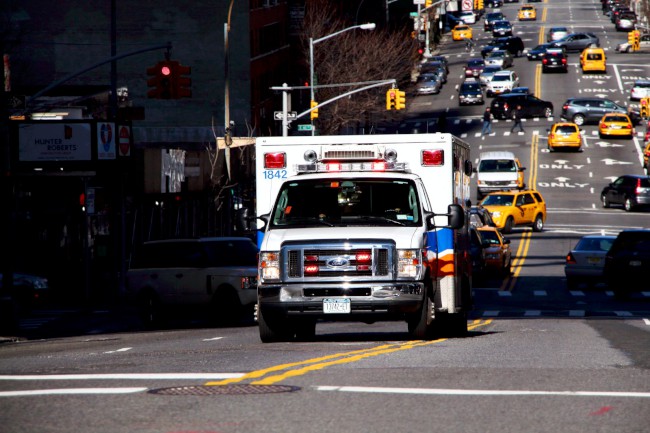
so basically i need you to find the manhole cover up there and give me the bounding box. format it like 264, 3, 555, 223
148, 384, 300, 396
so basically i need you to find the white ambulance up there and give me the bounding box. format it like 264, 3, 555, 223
254, 133, 474, 342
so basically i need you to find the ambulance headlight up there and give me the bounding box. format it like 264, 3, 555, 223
303, 150, 318, 163
260, 251, 281, 282
397, 249, 422, 278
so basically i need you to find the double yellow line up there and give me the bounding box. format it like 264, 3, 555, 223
205, 319, 493, 387
501, 122, 541, 292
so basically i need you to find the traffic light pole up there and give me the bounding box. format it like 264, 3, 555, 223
25, 42, 172, 112
271, 79, 396, 136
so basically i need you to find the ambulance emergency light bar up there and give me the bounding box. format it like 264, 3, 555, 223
263, 147, 445, 171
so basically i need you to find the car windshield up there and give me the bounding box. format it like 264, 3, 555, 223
480, 230, 501, 244
575, 237, 614, 252
270, 178, 421, 228
492, 74, 510, 82
605, 115, 629, 122
481, 194, 513, 206
489, 52, 505, 58
483, 66, 501, 73
634, 82, 650, 89
462, 83, 481, 91
479, 159, 516, 172
555, 125, 578, 134
468, 60, 484, 67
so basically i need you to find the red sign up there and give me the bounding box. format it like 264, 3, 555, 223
118, 125, 131, 156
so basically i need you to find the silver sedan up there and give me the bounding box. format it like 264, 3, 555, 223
484, 50, 513, 69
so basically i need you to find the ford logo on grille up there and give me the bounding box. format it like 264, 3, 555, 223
326, 257, 349, 267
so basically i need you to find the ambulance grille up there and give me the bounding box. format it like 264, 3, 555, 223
287, 248, 390, 278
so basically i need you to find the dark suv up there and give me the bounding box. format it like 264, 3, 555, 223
484, 12, 505, 31
541, 51, 568, 73
490, 93, 554, 119
604, 229, 650, 296
561, 97, 640, 126
600, 175, 650, 212
481, 36, 525, 58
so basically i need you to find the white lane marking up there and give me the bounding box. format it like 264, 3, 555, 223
524, 310, 541, 317
497, 291, 512, 297
570, 291, 585, 297
202, 337, 224, 341
614, 311, 633, 317
0, 373, 245, 380
534, 290, 547, 296
316, 386, 650, 398
643, 318, 650, 326
569, 310, 585, 317
0, 388, 147, 397
104, 347, 132, 354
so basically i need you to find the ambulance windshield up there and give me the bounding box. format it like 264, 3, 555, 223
270, 178, 421, 228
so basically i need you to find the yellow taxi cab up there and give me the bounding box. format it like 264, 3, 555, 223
643, 140, 650, 175
546, 122, 583, 152
517, 5, 537, 21
477, 226, 512, 276
452, 24, 473, 41
580, 47, 606, 73
478, 189, 547, 234
598, 112, 634, 138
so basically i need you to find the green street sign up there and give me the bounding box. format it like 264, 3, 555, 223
297, 124, 313, 131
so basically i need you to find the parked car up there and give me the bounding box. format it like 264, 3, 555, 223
478, 226, 512, 276
561, 97, 639, 126
479, 189, 547, 233
470, 205, 498, 228
551, 32, 600, 52
598, 113, 634, 139
490, 93, 554, 119
486, 70, 519, 96
415, 74, 442, 95
547, 26, 568, 42
630, 80, 650, 101
542, 50, 568, 73
485, 50, 513, 68
464, 58, 486, 78
458, 79, 485, 105
459, 11, 477, 24
479, 65, 502, 86
492, 20, 513, 37
616, 33, 650, 53
600, 174, 650, 212
615, 11, 636, 31
604, 229, 650, 297
428, 55, 450, 73
0, 271, 50, 312
126, 237, 259, 327
564, 235, 616, 289
547, 122, 583, 151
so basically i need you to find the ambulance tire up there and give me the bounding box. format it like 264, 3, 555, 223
408, 293, 435, 339
258, 307, 292, 343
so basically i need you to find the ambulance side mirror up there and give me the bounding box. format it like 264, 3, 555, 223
426, 204, 465, 230
257, 213, 270, 231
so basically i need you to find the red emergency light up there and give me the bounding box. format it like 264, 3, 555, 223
421, 149, 444, 166
264, 152, 286, 169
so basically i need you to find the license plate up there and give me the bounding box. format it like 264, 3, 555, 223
587, 257, 602, 264
323, 298, 351, 314
629, 260, 642, 267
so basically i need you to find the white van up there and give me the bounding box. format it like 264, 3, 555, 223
474, 151, 526, 199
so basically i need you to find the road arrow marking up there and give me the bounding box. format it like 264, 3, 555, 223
601, 159, 632, 165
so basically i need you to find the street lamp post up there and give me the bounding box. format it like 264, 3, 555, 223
309, 23, 376, 135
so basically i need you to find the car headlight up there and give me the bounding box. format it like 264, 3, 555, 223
492, 211, 502, 218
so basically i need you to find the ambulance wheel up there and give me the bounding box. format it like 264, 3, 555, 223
258, 307, 291, 343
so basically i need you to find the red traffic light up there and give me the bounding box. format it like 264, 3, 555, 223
161, 65, 172, 76
146, 60, 191, 99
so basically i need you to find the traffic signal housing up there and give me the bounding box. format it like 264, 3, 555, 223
386, 89, 396, 110
147, 61, 173, 99
174, 62, 192, 98
641, 97, 650, 118
310, 100, 319, 119
146, 60, 192, 99
395, 90, 406, 110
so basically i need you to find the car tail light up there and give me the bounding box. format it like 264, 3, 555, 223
636, 178, 644, 194
624, 124, 632, 129
549, 133, 555, 140
600, 122, 606, 128
503, 102, 509, 111
562, 104, 569, 110
566, 252, 576, 265
562, 58, 567, 64
542, 58, 548, 64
